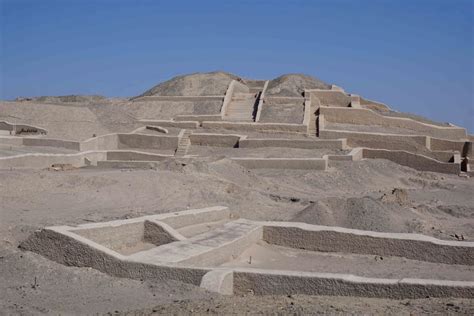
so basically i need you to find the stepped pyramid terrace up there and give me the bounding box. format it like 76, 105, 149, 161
1, 72, 473, 311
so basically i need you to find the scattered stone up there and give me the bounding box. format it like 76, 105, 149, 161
380, 188, 409, 205
48, 164, 76, 171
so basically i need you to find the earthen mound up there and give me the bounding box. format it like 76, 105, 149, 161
135, 71, 241, 98
265, 74, 331, 97
292, 196, 416, 233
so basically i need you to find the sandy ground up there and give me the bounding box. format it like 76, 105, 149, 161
1, 158, 473, 314
223, 242, 474, 280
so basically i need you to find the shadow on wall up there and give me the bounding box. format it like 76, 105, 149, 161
0, 121, 47, 135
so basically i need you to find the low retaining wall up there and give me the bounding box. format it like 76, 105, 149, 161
262, 222, 473, 265
0, 151, 107, 169
106, 151, 173, 161
175, 115, 222, 122
19, 207, 229, 286
0, 136, 26, 146
1, 133, 179, 168
233, 269, 474, 298
320, 107, 467, 139
231, 158, 327, 170
97, 160, 164, 169
20, 225, 209, 286
202, 121, 307, 134
264, 97, 305, 104
82, 133, 179, 152
22, 138, 81, 151
320, 129, 428, 152
80, 134, 119, 151
361, 148, 461, 174
430, 137, 472, 158
429, 151, 458, 163
139, 120, 200, 129
189, 133, 243, 147
117, 133, 179, 150
239, 138, 346, 150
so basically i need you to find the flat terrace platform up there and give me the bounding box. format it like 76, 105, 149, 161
325, 122, 428, 136
0, 144, 78, 157
187, 146, 348, 158
197, 128, 312, 139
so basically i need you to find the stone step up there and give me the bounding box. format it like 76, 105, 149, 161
175, 130, 192, 157
225, 91, 257, 122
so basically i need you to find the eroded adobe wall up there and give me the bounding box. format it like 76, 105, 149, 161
262, 224, 473, 265
201, 122, 307, 134
239, 138, 346, 150
189, 133, 242, 147
80, 134, 119, 151
308, 91, 351, 107
320, 107, 467, 139
361, 149, 461, 174
22, 138, 81, 151
259, 98, 305, 124
0, 151, 107, 169
117, 134, 179, 150
430, 138, 472, 158
105, 151, 172, 161
319, 129, 428, 152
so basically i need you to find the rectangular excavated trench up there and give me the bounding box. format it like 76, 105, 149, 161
73, 220, 177, 256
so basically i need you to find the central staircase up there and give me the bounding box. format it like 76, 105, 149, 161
223, 80, 266, 122
224, 93, 257, 122
175, 129, 192, 157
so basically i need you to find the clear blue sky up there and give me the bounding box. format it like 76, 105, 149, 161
1, 0, 472, 132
